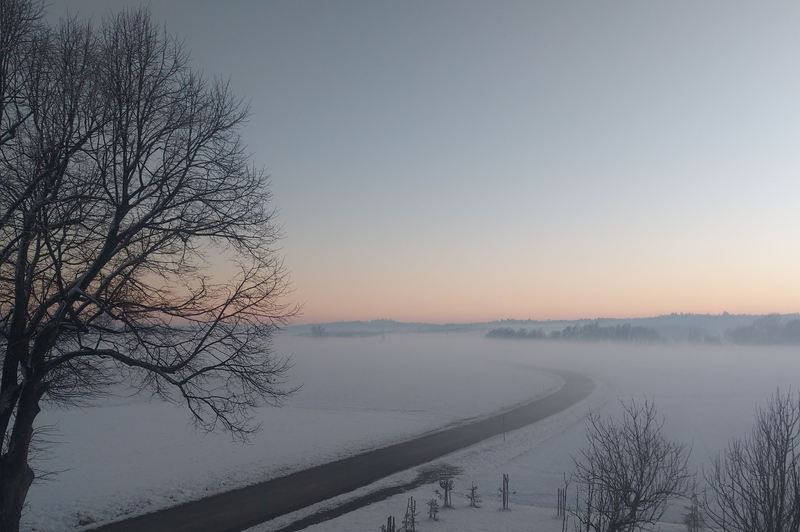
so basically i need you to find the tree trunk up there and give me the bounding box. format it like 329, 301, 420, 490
0, 380, 42, 532
0, 455, 34, 532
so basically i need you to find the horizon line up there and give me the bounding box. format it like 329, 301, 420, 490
290, 311, 800, 327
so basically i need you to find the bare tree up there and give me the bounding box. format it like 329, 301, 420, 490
702, 391, 800, 532
682, 503, 705, 532
466, 482, 482, 508
560, 474, 572, 532
0, 4, 297, 531
498, 473, 513, 509
571, 399, 692, 532
437, 478, 454, 508
0, 0, 44, 147
427, 498, 439, 520
380, 516, 396, 532
402, 496, 417, 532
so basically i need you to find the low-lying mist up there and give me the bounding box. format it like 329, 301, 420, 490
277, 331, 800, 468
26, 330, 798, 530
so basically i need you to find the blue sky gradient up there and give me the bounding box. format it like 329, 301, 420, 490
50, 1, 800, 323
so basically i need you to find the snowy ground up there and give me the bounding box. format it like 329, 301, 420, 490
250, 337, 800, 532
22, 333, 800, 532
23, 334, 559, 531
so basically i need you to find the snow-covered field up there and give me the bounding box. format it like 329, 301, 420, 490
248, 336, 800, 532
23, 333, 559, 531
23, 333, 800, 532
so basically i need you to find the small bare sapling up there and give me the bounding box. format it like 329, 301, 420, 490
682, 504, 705, 532
427, 498, 440, 520
402, 497, 418, 532
467, 482, 482, 508
379, 516, 396, 532
498, 473, 515, 510
437, 478, 455, 508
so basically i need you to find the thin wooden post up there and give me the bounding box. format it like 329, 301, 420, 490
558, 488, 561, 516
558, 488, 567, 516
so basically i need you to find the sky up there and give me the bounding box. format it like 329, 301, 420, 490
47, 1, 800, 324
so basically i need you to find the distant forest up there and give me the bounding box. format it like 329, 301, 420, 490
724, 315, 800, 345
486, 322, 661, 343
486, 315, 800, 345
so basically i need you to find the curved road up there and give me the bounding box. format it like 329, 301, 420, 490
90, 368, 593, 532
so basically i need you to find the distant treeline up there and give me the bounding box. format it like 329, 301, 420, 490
725, 315, 800, 345
307, 325, 387, 339
486, 322, 661, 343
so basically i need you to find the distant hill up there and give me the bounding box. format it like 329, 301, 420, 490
284, 319, 481, 338
284, 313, 800, 343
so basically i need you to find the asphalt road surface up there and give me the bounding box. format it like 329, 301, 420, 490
89, 368, 594, 532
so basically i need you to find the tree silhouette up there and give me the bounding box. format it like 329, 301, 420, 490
0, 4, 297, 529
